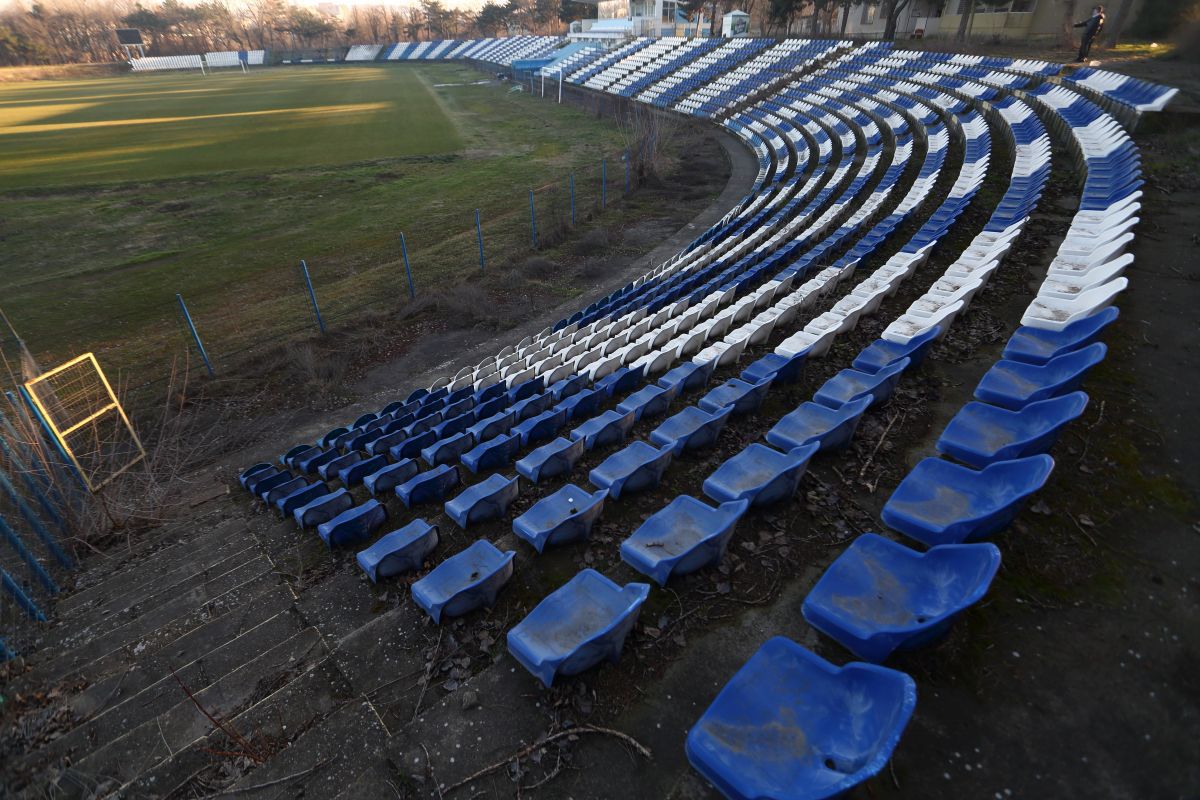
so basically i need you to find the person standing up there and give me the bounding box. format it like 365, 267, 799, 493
1074, 5, 1106, 63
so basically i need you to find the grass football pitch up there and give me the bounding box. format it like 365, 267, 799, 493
0, 64, 628, 388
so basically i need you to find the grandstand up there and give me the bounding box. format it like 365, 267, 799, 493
6, 31, 1180, 800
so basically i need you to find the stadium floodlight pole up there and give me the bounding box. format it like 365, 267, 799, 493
299, 260, 326, 334
175, 293, 214, 377
475, 209, 485, 271
400, 233, 416, 299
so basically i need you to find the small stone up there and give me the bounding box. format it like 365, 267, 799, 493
461, 690, 479, 710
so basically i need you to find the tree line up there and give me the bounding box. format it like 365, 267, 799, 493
0, 0, 592, 66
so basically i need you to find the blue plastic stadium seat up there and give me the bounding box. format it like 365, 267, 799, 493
703, 442, 818, 507
368, 430, 407, 457
461, 432, 522, 473
813, 358, 910, 410
411, 539, 516, 623
262, 476, 307, 507
882, 455, 1055, 546
766, 394, 873, 453
276, 481, 329, 517
444, 474, 520, 528
293, 487, 354, 528
357, 519, 440, 583
1001, 307, 1118, 365
508, 376, 545, 403
511, 391, 554, 422
467, 410, 516, 443
937, 393, 1089, 468
740, 350, 807, 385
513, 484, 607, 553
363, 458, 420, 495
515, 436, 587, 483
548, 373, 588, 401
298, 447, 339, 475
616, 382, 679, 422
973, 344, 1106, 410
658, 359, 716, 394
507, 569, 649, 687
556, 386, 604, 420
595, 365, 645, 398
319, 451, 361, 481
339, 454, 387, 488
649, 405, 734, 455
572, 409, 637, 450
317, 499, 388, 547
513, 407, 568, 446
852, 327, 941, 374
698, 376, 774, 417
251, 470, 294, 500
433, 412, 474, 441
620, 496, 750, 585
240, 462, 276, 489
422, 431, 476, 467
588, 440, 674, 498
802, 533, 1002, 662
392, 429, 437, 461
281, 445, 315, 468
686, 637, 916, 800
396, 464, 461, 508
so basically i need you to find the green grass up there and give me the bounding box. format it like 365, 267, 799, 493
0, 66, 462, 188
0, 64, 632, 388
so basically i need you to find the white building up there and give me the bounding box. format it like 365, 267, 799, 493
569, 0, 711, 40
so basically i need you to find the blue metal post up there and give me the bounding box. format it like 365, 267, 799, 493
624, 150, 630, 194
0, 468, 72, 569
529, 189, 538, 249
1, 566, 46, 622
0, 514, 58, 595
299, 260, 325, 334
601, 158, 607, 208
175, 293, 214, 377
0, 635, 16, 661
0, 436, 65, 534
400, 233, 416, 299
475, 209, 485, 271
9, 389, 84, 492
569, 174, 576, 226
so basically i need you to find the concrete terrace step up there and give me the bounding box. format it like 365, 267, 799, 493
31, 607, 306, 772
52, 517, 252, 623
50, 541, 260, 646
218, 699, 390, 799
124, 654, 352, 796
54, 511, 237, 615
26, 563, 280, 687
64, 626, 327, 789
64, 584, 296, 721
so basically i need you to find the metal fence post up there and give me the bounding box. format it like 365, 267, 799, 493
400, 233, 416, 299
529, 189, 538, 249
601, 158, 607, 209
299, 260, 325, 334
175, 293, 214, 377
1, 565, 46, 622
0, 467, 72, 569
569, 174, 576, 226
475, 209, 485, 270
10, 388, 85, 490
0, 435, 65, 534
0, 514, 58, 595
